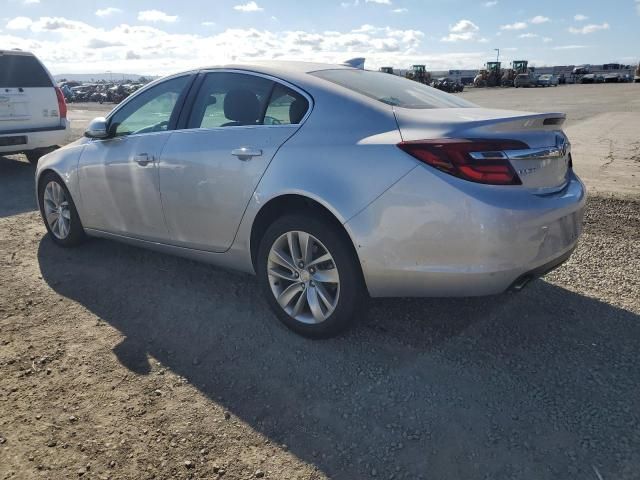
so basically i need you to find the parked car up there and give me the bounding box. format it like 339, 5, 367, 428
35, 62, 585, 337
580, 74, 596, 84
604, 73, 621, 83
514, 73, 535, 87
432, 77, 464, 93
0, 50, 69, 163
537, 74, 559, 87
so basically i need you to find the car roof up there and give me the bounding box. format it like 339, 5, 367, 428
0, 49, 35, 57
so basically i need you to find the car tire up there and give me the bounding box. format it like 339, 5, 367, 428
38, 171, 86, 248
257, 213, 366, 338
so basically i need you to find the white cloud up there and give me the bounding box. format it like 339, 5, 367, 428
96, 8, 123, 17
568, 22, 609, 34
23, 0, 40, 4
574, 14, 588, 21
530, 16, 550, 24
635, 0, 640, 15
233, 1, 264, 12
543, 37, 552, 43
365, 0, 392, 4
519, 33, 538, 38
483, 1, 498, 6
441, 19, 480, 42
137, 10, 178, 23
202, 21, 216, 27
553, 45, 587, 50
6, 16, 33, 30
500, 22, 527, 30
392, 8, 408, 13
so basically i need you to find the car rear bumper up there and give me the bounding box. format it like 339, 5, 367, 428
345, 166, 586, 298
0, 120, 69, 155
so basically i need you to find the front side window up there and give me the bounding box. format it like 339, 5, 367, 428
311, 69, 476, 109
188, 72, 273, 129
110, 75, 189, 137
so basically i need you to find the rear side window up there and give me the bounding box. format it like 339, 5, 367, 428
0, 54, 52, 88
264, 84, 309, 125
311, 69, 475, 109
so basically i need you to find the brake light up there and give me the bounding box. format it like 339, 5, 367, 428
54, 87, 67, 119
397, 138, 529, 185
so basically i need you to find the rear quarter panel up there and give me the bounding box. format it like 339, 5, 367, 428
231, 82, 418, 264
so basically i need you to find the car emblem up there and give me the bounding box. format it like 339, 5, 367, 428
0, 96, 10, 103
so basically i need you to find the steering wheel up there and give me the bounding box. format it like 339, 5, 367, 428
264, 116, 282, 126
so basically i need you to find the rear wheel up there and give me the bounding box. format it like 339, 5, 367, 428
38, 172, 86, 247
257, 214, 366, 338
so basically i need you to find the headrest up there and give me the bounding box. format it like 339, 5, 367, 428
224, 89, 260, 125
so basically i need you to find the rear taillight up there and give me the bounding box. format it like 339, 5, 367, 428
397, 138, 529, 185
54, 87, 67, 119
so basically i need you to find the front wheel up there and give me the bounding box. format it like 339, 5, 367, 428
257, 214, 366, 338
38, 172, 86, 247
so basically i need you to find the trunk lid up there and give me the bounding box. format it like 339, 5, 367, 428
394, 107, 571, 192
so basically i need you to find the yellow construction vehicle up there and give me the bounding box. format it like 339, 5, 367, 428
502, 60, 531, 86
474, 62, 502, 87
405, 65, 432, 84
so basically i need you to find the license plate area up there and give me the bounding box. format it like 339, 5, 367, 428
0, 135, 27, 147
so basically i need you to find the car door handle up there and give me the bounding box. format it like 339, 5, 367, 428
134, 153, 153, 166
231, 148, 262, 161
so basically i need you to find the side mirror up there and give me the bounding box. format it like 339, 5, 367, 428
84, 117, 110, 139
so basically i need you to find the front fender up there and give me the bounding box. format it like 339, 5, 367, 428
35, 143, 86, 214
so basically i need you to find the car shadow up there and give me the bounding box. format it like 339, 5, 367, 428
0, 154, 37, 218
37, 235, 640, 479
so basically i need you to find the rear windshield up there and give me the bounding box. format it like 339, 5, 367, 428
0, 54, 52, 88
311, 69, 475, 109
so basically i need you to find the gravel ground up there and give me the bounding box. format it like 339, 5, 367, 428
1, 90, 639, 480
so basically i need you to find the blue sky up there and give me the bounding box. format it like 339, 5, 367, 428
1, 0, 638, 74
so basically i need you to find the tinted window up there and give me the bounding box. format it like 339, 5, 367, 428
264, 84, 309, 125
0, 54, 52, 88
311, 69, 475, 109
188, 72, 273, 129
110, 76, 189, 137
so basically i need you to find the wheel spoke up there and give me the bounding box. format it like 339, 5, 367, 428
46, 211, 59, 225
291, 288, 307, 317
307, 252, 332, 268
268, 267, 298, 282
298, 231, 312, 265
286, 232, 301, 265
277, 282, 304, 308
314, 281, 335, 310
269, 249, 296, 272
312, 267, 339, 284
306, 286, 325, 323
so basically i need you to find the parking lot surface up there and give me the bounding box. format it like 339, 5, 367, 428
1, 85, 639, 479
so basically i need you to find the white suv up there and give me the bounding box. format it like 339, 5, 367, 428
0, 50, 69, 164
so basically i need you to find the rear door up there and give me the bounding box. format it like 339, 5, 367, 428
0, 51, 60, 133
159, 71, 310, 252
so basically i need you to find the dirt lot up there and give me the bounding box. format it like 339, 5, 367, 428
1, 85, 639, 480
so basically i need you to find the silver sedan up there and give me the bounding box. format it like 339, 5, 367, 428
36, 62, 586, 337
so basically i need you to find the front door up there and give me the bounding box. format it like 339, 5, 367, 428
78, 75, 191, 242
159, 72, 309, 252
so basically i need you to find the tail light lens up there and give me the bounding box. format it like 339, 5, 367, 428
398, 138, 529, 185
54, 87, 67, 119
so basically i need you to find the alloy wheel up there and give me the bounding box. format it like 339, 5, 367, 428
43, 181, 71, 240
267, 231, 340, 324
